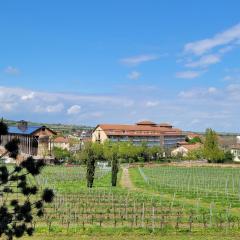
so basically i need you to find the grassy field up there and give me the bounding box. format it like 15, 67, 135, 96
137, 166, 240, 206
5, 163, 240, 239
21, 229, 240, 240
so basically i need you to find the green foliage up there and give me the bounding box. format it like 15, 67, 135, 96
185, 148, 204, 160
73, 142, 105, 164
53, 147, 71, 161
203, 128, 224, 163
186, 136, 202, 144
0, 120, 54, 240
75, 141, 164, 165
223, 150, 234, 163
111, 155, 118, 187
86, 145, 96, 188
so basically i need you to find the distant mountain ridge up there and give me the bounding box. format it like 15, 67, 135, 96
2, 118, 93, 133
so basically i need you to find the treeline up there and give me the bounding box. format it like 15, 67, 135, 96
73, 141, 165, 164
53, 128, 234, 165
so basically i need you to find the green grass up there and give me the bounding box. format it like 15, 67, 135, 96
6, 164, 240, 239
35, 165, 111, 193
134, 166, 240, 207
21, 227, 240, 240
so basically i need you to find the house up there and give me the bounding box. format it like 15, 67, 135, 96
231, 145, 240, 162
92, 121, 185, 148
171, 143, 202, 157
53, 136, 70, 150
0, 120, 56, 157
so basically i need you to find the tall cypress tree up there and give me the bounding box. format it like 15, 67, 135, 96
86, 146, 96, 188
111, 156, 118, 187
111, 146, 119, 187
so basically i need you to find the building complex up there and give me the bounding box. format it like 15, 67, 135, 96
92, 121, 185, 148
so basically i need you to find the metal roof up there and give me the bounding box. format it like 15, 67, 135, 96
8, 126, 43, 135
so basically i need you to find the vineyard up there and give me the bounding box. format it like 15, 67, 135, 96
21, 164, 240, 235
136, 166, 240, 207
35, 165, 111, 193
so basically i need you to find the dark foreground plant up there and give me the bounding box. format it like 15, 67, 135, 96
0, 120, 54, 240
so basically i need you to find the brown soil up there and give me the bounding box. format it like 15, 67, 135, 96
120, 166, 135, 190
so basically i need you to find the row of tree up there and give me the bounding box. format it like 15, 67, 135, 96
73, 141, 165, 164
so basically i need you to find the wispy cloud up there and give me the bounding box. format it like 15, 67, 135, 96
176, 70, 202, 79
185, 54, 221, 68
34, 103, 64, 113
177, 23, 240, 77
179, 87, 218, 98
145, 101, 160, 107
0, 85, 239, 131
127, 71, 141, 80
21, 92, 35, 101
67, 105, 81, 114
184, 23, 240, 55
4, 66, 20, 75
120, 54, 159, 66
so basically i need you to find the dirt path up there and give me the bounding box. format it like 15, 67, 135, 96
120, 166, 135, 190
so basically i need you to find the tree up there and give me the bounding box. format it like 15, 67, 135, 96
53, 147, 71, 161
0, 120, 54, 240
86, 146, 96, 188
147, 146, 164, 161
186, 136, 202, 144
110, 145, 119, 187
185, 148, 204, 160
203, 128, 224, 163
223, 150, 233, 163
103, 143, 119, 186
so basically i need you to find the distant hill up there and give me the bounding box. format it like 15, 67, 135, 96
2, 118, 93, 135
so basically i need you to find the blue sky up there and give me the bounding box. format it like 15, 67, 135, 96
0, 0, 240, 132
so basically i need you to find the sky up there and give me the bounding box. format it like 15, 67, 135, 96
0, 0, 240, 132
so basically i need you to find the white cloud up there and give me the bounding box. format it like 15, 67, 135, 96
179, 87, 218, 99
207, 87, 218, 94
120, 54, 159, 66
4, 66, 20, 75
184, 23, 240, 55
1, 102, 18, 112
176, 71, 202, 79
35, 103, 64, 113
227, 84, 240, 92
185, 54, 221, 68
226, 84, 240, 100
223, 76, 233, 81
127, 71, 141, 80
21, 92, 35, 100
145, 101, 160, 107
0, 85, 240, 132
67, 105, 81, 114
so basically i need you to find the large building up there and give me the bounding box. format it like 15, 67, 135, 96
0, 120, 56, 157
92, 121, 185, 148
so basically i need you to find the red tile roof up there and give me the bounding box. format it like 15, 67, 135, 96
136, 121, 157, 126
231, 144, 240, 150
54, 136, 69, 143
97, 121, 184, 137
